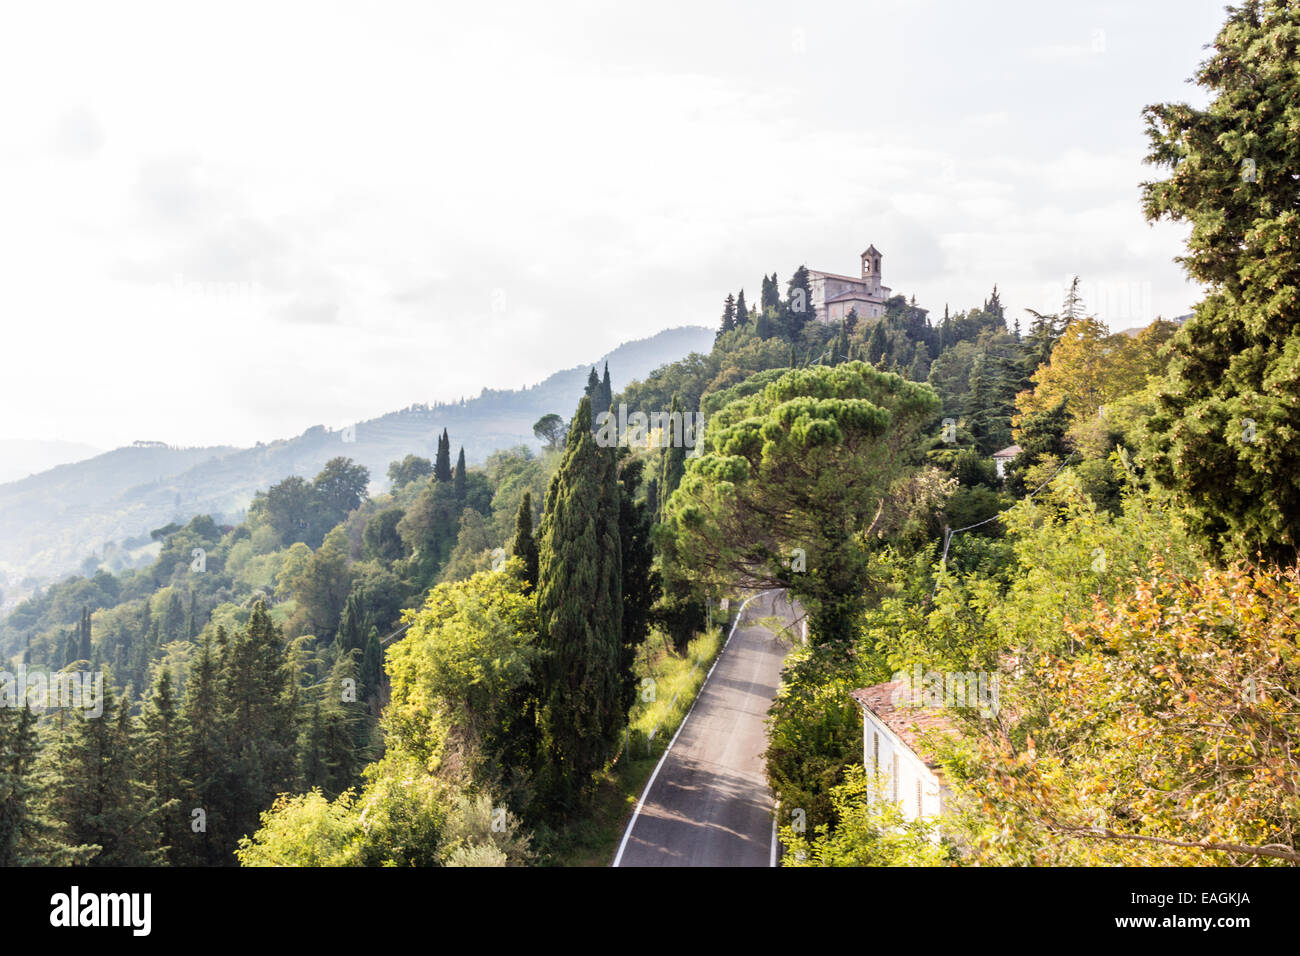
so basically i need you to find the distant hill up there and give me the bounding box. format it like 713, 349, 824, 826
0, 439, 102, 484
0, 325, 713, 589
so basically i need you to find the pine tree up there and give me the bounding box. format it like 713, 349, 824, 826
0, 704, 56, 866
511, 491, 539, 594
218, 602, 298, 850
434, 429, 453, 483
984, 284, 1005, 321
48, 680, 163, 865
535, 396, 623, 814
734, 289, 749, 327
716, 293, 737, 343
140, 667, 186, 864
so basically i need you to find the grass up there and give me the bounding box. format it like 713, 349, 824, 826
540, 618, 731, 866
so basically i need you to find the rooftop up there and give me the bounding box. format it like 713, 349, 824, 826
850, 681, 959, 773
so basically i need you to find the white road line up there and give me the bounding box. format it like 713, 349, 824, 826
612, 589, 769, 867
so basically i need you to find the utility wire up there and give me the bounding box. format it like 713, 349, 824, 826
930, 451, 1078, 599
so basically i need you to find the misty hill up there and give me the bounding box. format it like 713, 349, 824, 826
0, 325, 713, 590
0, 439, 103, 484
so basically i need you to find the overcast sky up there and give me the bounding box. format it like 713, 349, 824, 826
0, 0, 1227, 450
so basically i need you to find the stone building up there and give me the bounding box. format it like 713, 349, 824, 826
809, 245, 892, 323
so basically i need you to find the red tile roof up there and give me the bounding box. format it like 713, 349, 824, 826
850, 681, 959, 772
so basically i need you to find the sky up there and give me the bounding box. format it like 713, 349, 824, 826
0, 0, 1228, 450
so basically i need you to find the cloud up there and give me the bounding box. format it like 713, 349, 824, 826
50, 107, 105, 159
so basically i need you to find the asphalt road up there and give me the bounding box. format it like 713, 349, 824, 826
613, 589, 797, 867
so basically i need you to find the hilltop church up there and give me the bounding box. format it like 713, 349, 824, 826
809, 245, 892, 323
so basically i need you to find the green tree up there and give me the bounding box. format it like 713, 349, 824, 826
532, 413, 566, 450
453, 447, 467, 501
1139, 0, 1300, 562
435, 429, 453, 483
510, 491, 539, 594
139, 667, 186, 863
387, 454, 433, 489
535, 397, 623, 813
662, 362, 943, 645
658, 395, 687, 519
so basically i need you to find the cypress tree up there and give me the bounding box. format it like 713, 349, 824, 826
600, 362, 613, 415
535, 396, 623, 814
658, 395, 687, 519
434, 429, 452, 483
734, 289, 749, 327
453, 447, 467, 500
510, 491, 539, 594
784, 266, 814, 340
617, 454, 656, 717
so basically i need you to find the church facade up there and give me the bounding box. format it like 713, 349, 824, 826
809, 245, 892, 323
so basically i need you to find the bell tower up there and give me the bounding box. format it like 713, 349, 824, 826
861, 245, 882, 282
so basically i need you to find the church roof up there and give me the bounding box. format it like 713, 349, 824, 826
862, 244, 881, 257
826, 289, 885, 304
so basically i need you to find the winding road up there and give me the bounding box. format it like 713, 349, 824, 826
613, 589, 798, 867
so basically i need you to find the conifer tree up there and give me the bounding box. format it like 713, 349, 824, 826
734, 289, 748, 327
49, 680, 163, 865
140, 667, 185, 863
658, 395, 687, 519
600, 362, 613, 415
716, 293, 737, 342
77, 607, 91, 662
784, 266, 815, 340
434, 429, 453, 483
617, 454, 656, 717
510, 491, 539, 594
0, 704, 53, 866
535, 397, 623, 813
1140, 0, 1300, 562
454, 447, 467, 500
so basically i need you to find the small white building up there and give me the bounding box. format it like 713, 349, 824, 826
850, 681, 953, 824
991, 444, 1021, 479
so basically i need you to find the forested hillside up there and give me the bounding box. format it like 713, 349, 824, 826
0, 325, 712, 591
